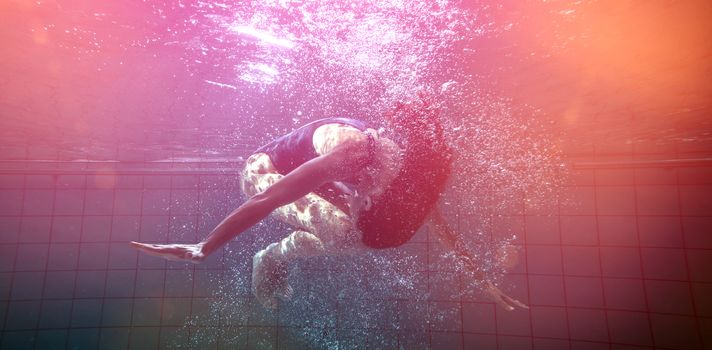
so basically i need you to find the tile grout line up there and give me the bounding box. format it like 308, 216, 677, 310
96, 173, 119, 349
127, 174, 146, 349
9, 211, 712, 220
4, 266, 712, 284
592, 169, 613, 349
63, 173, 89, 349
193, 175, 207, 350
675, 154, 705, 348
6, 238, 712, 251
188, 175, 202, 349
0, 170, 27, 347
156, 175, 173, 348
555, 188, 573, 349
632, 162, 657, 348
522, 196, 534, 349
425, 210, 432, 348
456, 198, 465, 350
33, 174, 59, 349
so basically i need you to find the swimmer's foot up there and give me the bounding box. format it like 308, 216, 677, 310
275, 281, 294, 301
485, 281, 529, 311
497, 244, 520, 270
129, 241, 206, 264
252, 249, 292, 310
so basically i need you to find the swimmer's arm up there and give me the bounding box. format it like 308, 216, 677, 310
426, 208, 481, 275
427, 208, 528, 311
200, 135, 372, 256
255, 135, 372, 207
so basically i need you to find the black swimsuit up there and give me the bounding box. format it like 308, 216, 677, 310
254, 117, 375, 213
254, 116, 451, 250
255, 117, 373, 175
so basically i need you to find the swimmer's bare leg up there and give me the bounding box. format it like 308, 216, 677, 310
129, 136, 372, 263
252, 230, 326, 309
251, 184, 357, 310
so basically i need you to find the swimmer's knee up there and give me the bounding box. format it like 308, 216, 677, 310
290, 231, 325, 251
258, 232, 325, 261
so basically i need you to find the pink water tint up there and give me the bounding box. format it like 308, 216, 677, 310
0, 0, 710, 349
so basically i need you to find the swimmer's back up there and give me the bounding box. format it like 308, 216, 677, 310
255, 117, 370, 175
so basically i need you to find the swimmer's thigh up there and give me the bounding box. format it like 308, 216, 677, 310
241, 153, 365, 254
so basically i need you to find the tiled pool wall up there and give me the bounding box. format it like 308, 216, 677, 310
0, 145, 711, 349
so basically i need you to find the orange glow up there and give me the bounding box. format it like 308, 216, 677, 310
474, 1, 712, 145
32, 28, 49, 45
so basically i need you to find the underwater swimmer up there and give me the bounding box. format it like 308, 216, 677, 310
130, 100, 527, 311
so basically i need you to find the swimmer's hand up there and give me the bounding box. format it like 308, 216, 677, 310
485, 281, 529, 311
129, 241, 206, 264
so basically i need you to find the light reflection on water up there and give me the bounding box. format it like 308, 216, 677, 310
2, 1, 564, 347
2, 0, 709, 348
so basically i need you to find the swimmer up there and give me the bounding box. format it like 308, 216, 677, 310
130, 99, 527, 311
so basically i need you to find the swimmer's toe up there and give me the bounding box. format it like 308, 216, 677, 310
252, 251, 292, 309
263, 297, 278, 310
276, 283, 294, 301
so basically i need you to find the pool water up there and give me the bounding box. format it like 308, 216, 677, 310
1, 0, 711, 349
